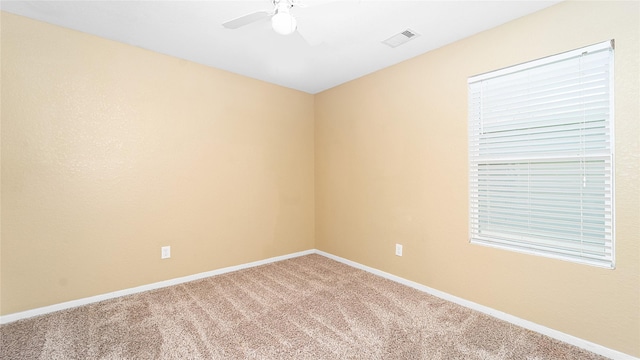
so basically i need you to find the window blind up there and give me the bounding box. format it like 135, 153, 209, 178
468, 40, 614, 268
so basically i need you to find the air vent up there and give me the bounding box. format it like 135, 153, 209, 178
382, 29, 420, 48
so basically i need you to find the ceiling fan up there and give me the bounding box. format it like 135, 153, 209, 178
222, 0, 342, 42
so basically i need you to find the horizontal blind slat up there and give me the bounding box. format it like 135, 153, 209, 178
468, 41, 614, 268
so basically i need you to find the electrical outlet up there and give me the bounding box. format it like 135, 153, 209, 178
161, 246, 171, 259
395, 244, 403, 256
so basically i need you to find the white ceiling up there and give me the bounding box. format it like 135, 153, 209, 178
1, 0, 561, 94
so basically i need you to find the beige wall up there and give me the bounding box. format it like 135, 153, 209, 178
1, 12, 315, 315
2, 0, 639, 357
316, 1, 639, 357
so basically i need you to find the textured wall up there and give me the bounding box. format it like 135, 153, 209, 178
2, 1, 639, 357
1, 12, 315, 315
315, 1, 639, 357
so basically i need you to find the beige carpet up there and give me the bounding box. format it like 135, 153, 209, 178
1, 254, 607, 359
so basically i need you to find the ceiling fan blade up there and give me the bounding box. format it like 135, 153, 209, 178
222, 11, 271, 29
293, 0, 362, 46
294, 0, 341, 8
296, 21, 326, 46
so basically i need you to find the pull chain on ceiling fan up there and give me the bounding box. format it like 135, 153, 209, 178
221, 0, 344, 44
222, 0, 297, 35
271, 1, 297, 35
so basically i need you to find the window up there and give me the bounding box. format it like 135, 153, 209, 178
468, 40, 614, 268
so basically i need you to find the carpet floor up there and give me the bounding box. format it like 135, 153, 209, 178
1, 254, 608, 359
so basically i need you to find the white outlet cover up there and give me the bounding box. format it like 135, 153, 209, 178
395, 244, 403, 256
161, 246, 171, 259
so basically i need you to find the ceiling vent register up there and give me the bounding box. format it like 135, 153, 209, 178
382, 29, 419, 48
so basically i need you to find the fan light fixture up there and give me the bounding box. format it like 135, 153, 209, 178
271, 2, 297, 35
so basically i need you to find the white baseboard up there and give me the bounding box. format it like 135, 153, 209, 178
0, 249, 315, 325
1, 248, 636, 360
315, 250, 637, 360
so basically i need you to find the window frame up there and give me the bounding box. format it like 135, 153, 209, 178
467, 40, 615, 269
